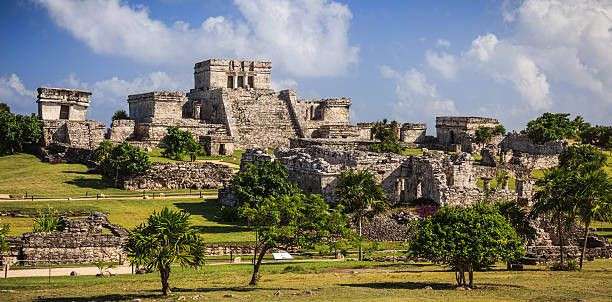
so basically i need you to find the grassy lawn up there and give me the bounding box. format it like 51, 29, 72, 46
0, 154, 195, 197
400, 148, 423, 157
0, 197, 253, 243
149, 148, 244, 166
0, 260, 610, 301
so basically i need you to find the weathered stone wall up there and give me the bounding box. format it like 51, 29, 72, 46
400, 123, 427, 144
14, 213, 128, 264
526, 246, 612, 261
133, 119, 227, 144
123, 162, 233, 190
194, 59, 272, 90
128, 91, 187, 123
37, 87, 91, 121
500, 133, 566, 155
290, 138, 373, 151
108, 119, 135, 142
435, 116, 500, 152
41, 120, 106, 150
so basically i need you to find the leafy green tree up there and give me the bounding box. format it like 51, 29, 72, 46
0, 111, 41, 156
238, 193, 350, 285
111, 110, 129, 121
573, 170, 611, 269
557, 144, 611, 269
495, 200, 536, 242
92, 140, 114, 164
227, 160, 300, 209
126, 208, 205, 295
530, 168, 577, 269
33, 207, 64, 233
161, 126, 201, 161
99, 142, 151, 186
369, 119, 403, 154
410, 203, 523, 288
474, 125, 506, 144
335, 169, 386, 261
524, 113, 581, 144
580, 125, 611, 149
0, 102, 9, 113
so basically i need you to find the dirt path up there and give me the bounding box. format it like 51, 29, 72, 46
3, 259, 344, 279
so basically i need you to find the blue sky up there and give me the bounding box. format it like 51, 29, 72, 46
1, 0, 610, 130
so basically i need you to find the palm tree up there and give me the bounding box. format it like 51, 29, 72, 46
574, 170, 611, 269
531, 168, 576, 268
335, 169, 386, 261
126, 208, 205, 295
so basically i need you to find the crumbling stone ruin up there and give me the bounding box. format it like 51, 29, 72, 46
122, 161, 233, 190
37, 87, 105, 151
435, 116, 502, 152
8, 213, 128, 265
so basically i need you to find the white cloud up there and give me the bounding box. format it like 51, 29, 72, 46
425, 50, 457, 79
37, 0, 358, 77
380, 65, 457, 121
0, 74, 36, 114
436, 39, 451, 48
383, 0, 611, 128
271, 78, 298, 91
60, 72, 189, 122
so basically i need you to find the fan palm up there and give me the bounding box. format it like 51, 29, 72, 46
126, 208, 205, 295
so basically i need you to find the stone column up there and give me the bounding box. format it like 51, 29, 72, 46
233, 74, 238, 88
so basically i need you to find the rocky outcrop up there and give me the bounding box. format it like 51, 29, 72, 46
123, 162, 233, 190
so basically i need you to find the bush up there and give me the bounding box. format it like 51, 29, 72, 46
580, 125, 611, 149
98, 142, 151, 186
369, 120, 403, 154
161, 126, 201, 161
33, 207, 64, 233
474, 125, 506, 144
111, 110, 129, 121
0, 109, 42, 156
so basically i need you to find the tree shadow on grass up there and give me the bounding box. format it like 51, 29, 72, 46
34, 293, 160, 302
174, 201, 246, 226
341, 281, 525, 290
65, 178, 115, 191
192, 225, 249, 234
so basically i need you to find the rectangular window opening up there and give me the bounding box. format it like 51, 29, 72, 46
237, 76, 244, 88
248, 76, 254, 88
59, 105, 70, 120
227, 76, 234, 88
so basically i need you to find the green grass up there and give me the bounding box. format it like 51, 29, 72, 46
149, 148, 244, 166
0, 260, 610, 301
0, 153, 129, 197
475, 177, 516, 192
0, 197, 253, 243
400, 148, 423, 157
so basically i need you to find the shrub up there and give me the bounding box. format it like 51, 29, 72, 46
0, 109, 42, 156
369, 120, 403, 154
580, 125, 611, 149
161, 126, 201, 161
33, 207, 64, 233
98, 142, 151, 186
549, 259, 579, 271
474, 125, 506, 144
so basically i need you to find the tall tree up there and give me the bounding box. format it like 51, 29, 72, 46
530, 168, 577, 268
369, 119, 403, 154
126, 208, 205, 295
0, 111, 41, 156
0, 220, 9, 257
524, 113, 580, 144
410, 203, 523, 288
335, 169, 386, 261
557, 144, 611, 269
238, 193, 349, 285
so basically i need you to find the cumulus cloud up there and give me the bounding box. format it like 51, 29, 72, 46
436, 39, 451, 48
271, 78, 298, 91
425, 50, 458, 79
36, 0, 358, 77
60, 72, 189, 122
383, 0, 611, 128
0, 74, 36, 114
380, 65, 457, 122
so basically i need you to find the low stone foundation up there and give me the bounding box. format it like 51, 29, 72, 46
526, 245, 612, 261
123, 162, 234, 190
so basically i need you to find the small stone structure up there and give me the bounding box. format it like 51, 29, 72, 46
122, 162, 234, 190
36, 88, 106, 160
400, 123, 427, 145
12, 213, 128, 265
436, 116, 501, 152
499, 133, 565, 170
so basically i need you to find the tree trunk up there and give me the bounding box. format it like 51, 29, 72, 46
358, 216, 363, 261
249, 245, 268, 286
160, 266, 171, 296
468, 266, 474, 288
579, 219, 590, 270
558, 215, 565, 266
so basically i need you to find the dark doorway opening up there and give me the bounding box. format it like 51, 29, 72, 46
59, 105, 70, 120
227, 76, 234, 88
